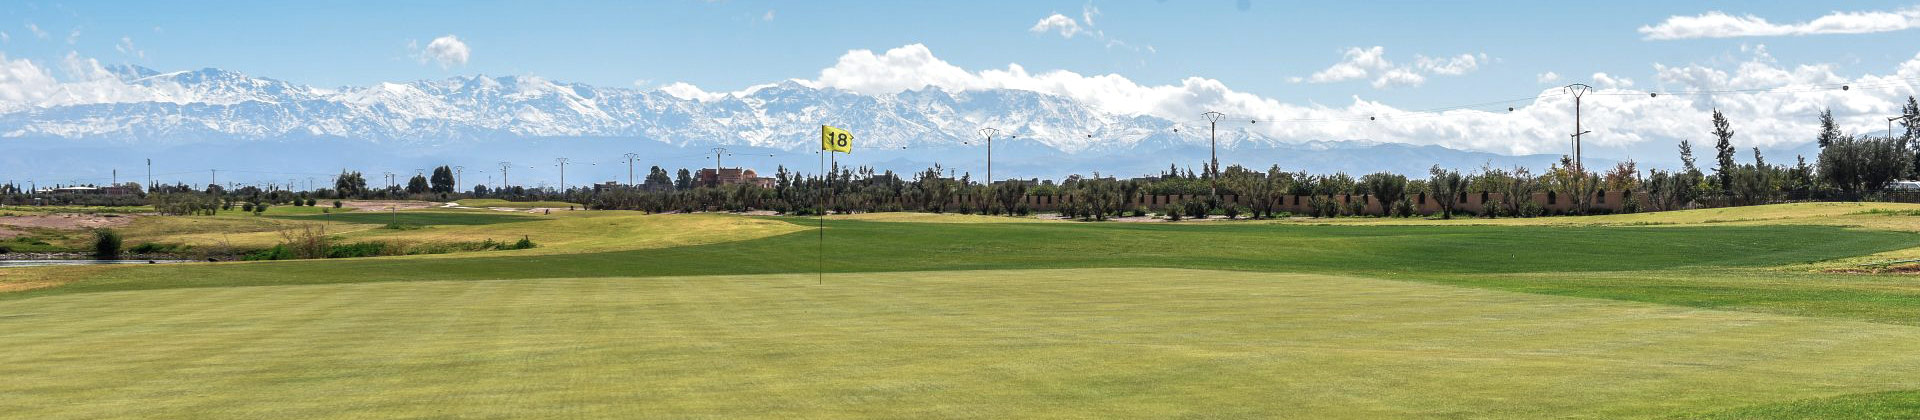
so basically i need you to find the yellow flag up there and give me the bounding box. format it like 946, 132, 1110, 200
821, 125, 853, 153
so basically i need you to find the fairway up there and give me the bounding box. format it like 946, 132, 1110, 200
12, 205, 1920, 418
7, 269, 1920, 418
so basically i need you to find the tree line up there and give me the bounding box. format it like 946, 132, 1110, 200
9, 99, 1918, 219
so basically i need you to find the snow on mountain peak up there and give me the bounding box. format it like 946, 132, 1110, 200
0, 67, 1280, 153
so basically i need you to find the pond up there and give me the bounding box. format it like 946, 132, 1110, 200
0, 259, 197, 268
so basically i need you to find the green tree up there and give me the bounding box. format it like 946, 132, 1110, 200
1711, 110, 1737, 195
674, 169, 693, 191
430, 166, 456, 194
334, 171, 367, 199
1817, 109, 1841, 149
406, 174, 429, 195
1427, 166, 1466, 219
1357, 172, 1407, 217
645, 166, 673, 191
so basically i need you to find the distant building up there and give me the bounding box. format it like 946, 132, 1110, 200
995, 178, 1041, 188
592, 181, 623, 193
697, 168, 775, 188
40, 185, 139, 195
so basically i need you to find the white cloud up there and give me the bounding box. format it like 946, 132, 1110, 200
1640, 7, 1920, 40
1300, 46, 1483, 89
0, 31, 9, 43
1026, 5, 1150, 55
1305, 46, 1386, 83
7, 43, 1914, 160
1591, 72, 1634, 89
791, 43, 1920, 155
762, 10, 775, 21
416, 35, 470, 68
1029, 13, 1083, 38
66, 27, 79, 45
1537, 71, 1561, 84
115, 36, 145, 59
1416, 53, 1483, 76
24, 23, 46, 40
1371, 68, 1426, 89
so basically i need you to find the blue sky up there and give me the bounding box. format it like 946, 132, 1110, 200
5, 0, 1920, 166
7, 0, 1915, 110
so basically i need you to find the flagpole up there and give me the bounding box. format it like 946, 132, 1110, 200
819, 149, 825, 286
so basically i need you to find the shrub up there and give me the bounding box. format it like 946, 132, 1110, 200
129, 242, 183, 254
332, 200, 343, 209
307, 198, 318, 206
325, 242, 390, 258
1166, 210, 1182, 221
277, 224, 330, 259
92, 228, 123, 259
1132, 206, 1150, 217
510, 236, 536, 250
1392, 199, 1416, 218
243, 245, 295, 261
241, 202, 255, 212
0, 245, 11, 254
1183, 200, 1210, 219
255, 203, 269, 214
1223, 206, 1243, 220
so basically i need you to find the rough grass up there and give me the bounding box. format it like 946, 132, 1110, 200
1272, 202, 1920, 230
267, 210, 534, 226
8, 269, 1920, 419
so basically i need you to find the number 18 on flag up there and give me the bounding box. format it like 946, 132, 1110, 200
821, 125, 853, 153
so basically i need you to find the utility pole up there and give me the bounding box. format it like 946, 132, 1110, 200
709, 148, 729, 188
498, 162, 512, 190
622, 153, 640, 187
555, 158, 570, 192
454, 166, 465, 192
210, 169, 217, 188
112, 169, 117, 185
978, 128, 998, 186
146, 159, 152, 193
1202, 111, 1225, 196
1892, 116, 1902, 138
1566, 83, 1592, 173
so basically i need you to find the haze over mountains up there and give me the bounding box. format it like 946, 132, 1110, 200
3, 65, 1595, 187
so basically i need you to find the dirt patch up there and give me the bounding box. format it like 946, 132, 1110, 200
0, 213, 140, 231
1825, 264, 1920, 274
0, 226, 20, 239
490, 207, 577, 214
338, 200, 438, 211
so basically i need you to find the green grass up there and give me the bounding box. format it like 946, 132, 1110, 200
267, 210, 535, 226
10, 269, 1920, 419
17, 220, 1915, 305
1674, 390, 1920, 419
14, 205, 1920, 417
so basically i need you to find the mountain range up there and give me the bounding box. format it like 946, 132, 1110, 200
0, 66, 1591, 187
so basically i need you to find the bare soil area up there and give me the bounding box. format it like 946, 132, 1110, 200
0, 213, 140, 231
338, 200, 438, 211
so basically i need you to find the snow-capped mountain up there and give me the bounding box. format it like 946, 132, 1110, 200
0, 66, 1580, 184
0, 66, 1272, 153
